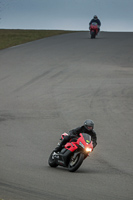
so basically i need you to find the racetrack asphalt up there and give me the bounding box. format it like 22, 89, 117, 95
0, 31, 133, 200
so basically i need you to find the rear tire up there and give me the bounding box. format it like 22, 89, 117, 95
48, 151, 58, 167
68, 153, 84, 172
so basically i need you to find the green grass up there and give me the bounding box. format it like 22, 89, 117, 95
0, 29, 76, 50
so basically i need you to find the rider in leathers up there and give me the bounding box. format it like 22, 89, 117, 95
89, 15, 101, 32
54, 119, 97, 152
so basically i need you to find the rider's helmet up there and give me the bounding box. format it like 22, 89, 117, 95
84, 119, 94, 131
94, 15, 98, 20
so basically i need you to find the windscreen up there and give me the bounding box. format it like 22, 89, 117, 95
81, 133, 91, 144
91, 22, 98, 26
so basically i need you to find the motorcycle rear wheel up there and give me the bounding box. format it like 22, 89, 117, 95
68, 153, 84, 172
48, 151, 58, 167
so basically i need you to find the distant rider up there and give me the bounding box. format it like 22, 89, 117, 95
54, 119, 97, 152
89, 15, 101, 32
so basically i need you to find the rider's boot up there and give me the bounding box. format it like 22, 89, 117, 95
54, 136, 70, 152
54, 139, 65, 152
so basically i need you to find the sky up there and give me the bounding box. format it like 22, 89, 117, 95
0, 0, 133, 31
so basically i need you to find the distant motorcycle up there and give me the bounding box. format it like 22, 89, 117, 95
89, 22, 99, 39
48, 132, 93, 172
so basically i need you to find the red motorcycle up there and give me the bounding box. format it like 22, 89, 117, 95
48, 133, 93, 172
89, 22, 99, 39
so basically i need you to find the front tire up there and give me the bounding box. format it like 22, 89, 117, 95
68, 153, 84, 172
48, 151, 58, 167
91, 31, 96, 39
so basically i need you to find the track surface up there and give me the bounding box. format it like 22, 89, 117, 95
0, 32, 133, 200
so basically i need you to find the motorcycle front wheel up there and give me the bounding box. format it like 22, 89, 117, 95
48, 151, 58, 167
91, 31, 96, 39
68, 153, 84, 172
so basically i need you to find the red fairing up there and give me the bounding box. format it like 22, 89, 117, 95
90, 24, 99, 34
65, 141, 78, 152
64, 133, 93, 153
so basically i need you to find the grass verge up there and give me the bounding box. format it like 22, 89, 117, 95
0, 29, 76, 50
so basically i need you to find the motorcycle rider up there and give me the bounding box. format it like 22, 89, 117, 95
54, 119, 97, 152
89, 15, 101, 32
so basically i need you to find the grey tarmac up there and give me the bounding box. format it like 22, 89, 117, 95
0, 32, 133, 200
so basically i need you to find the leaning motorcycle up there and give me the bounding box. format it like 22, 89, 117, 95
48, 133, 93, 172
89, 22, 99, 39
